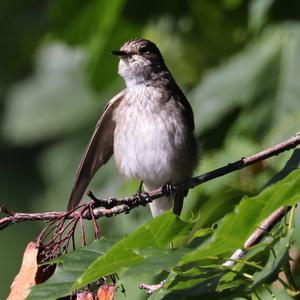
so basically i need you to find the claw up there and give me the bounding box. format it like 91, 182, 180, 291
137, 180, 144, 195
135, 188, 150, 206
161, 182, 174, 197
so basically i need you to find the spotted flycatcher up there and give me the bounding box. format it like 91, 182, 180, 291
68, 38, 198, 217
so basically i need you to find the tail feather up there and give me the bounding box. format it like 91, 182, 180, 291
172, 190, 187, 216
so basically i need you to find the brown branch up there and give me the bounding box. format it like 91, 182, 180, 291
223, 206, 290, 267
1, 133, 300, 231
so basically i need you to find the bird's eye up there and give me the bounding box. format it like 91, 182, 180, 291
139, 46, 150, 54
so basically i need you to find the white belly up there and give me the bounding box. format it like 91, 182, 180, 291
113, 86, 191, 188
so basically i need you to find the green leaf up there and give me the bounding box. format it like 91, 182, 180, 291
266, 148, 300, 186
49, 0, 126, 46
253, 284, 295, 300
217, 270, 247, 292
252, 231, 292, 288
192, 188, 244, 229
155, 266, 229, 298
249, 0, 274, 31
191, 24, 300, 142
190, 228, 214, 240
125, 248, 189, 276
190, 26, 281, 134
165, 266, 226, 291
2, 42, 99, 145
28, 238, 115, 300
180, 169, 300, 265
29, 212, 192, 299
75, 212, 192, 288
49, 0, 131, 90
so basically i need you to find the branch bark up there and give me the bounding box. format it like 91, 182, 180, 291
1, 133, 300, 231
223, 206, 290, 267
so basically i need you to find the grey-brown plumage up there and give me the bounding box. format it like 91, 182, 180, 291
68, 39, 198, 216
67, 91, 125, 211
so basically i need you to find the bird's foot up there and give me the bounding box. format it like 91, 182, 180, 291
161, 182, 174, 198
139, 191, 151, 206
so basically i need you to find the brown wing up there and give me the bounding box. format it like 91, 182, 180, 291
174, 88, 195, 131
67, 90, 126, 210
166, 78, 195, 131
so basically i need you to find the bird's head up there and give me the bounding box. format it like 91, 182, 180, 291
112, 39, 166, 86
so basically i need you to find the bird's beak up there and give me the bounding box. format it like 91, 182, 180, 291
111, 50, 132, 58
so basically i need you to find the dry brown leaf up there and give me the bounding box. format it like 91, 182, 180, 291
7, 241, 55, 300
97, 284, 116, 300
7, 241, 40, 300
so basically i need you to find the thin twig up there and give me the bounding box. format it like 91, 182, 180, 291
89, 204, 101, 240
223, 206, 290, 267
139, 281, 166, 294
0, 133, 299, 230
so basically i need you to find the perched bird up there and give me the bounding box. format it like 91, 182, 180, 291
68, 38, 198, 217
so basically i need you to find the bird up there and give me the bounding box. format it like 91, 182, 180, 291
67, 38, 198, 217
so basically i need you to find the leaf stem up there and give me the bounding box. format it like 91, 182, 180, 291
288, 205, 297, 231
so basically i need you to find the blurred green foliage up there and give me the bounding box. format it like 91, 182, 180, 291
0, 0, 300, 299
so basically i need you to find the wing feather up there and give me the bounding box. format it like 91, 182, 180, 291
67, 90, 126, 210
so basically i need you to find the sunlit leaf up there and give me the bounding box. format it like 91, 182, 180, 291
28, 213, 192, 299
180, 169, 300, 264
252, 231, 292, 288
75, 212, 192, 288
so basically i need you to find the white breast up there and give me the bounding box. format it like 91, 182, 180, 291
113, 85, 190, 188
